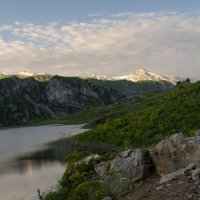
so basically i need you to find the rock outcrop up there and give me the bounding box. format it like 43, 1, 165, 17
150, 132, 200, 176
94, 149, 150, 193
93, 132, 200, 196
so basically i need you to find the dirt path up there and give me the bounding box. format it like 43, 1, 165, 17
121, 174, 200, 200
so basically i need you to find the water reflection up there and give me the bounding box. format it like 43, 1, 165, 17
0, 162, 65, 200
0, 124, 84, 161
0, 125, 86, 200
0, 139, 75, 176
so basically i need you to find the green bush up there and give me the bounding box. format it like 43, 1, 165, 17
43, 187, 69, 200
67, 180, 111, 200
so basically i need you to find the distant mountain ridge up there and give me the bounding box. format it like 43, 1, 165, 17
91, 69, 179, 85
0, 71, 47, 77
113, 69, 179, 84
0, 69, 180, 84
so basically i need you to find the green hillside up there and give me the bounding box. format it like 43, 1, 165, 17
75, 81, 200, 148
43, 81, 200, 200
88, 78, 173, 92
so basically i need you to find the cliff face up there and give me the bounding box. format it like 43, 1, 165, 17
0, 76, 173, 125
0, 76, 46, 125
45, 77, 123, 116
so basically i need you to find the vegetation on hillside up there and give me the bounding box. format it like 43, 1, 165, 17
75, 81, 199, 148
42, 81, 200, 200
34, 101, 134, 126
41, 151, 116, 200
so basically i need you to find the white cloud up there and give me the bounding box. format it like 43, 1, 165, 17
0, 11, 200, 78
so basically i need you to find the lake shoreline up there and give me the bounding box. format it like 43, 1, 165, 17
0, 123, 88, 130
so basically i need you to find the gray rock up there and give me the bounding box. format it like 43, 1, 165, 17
150, 133, 200, 175
196, 129, 200, 136
157, 185, 164, 191
191, 168, 200, 181
102, 197, 112, 200
95, 149, 150, 193
159, 163, 196, 184
160, 168, 185, 184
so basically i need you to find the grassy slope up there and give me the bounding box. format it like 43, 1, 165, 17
43, 82, 200, 200
34, 101, 134, 126
75, 82, 200, 148
88, 78, 173, 91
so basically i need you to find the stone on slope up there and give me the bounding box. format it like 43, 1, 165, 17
150, 132, 200, 176
159, 163, 195, 184
95, 149, 150, 193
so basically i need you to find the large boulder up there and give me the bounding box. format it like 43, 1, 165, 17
150, 132, 200, 176
94, 149, 150, 193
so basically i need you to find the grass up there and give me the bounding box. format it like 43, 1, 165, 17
88, 78, 173, 92
0, 75, 12, 79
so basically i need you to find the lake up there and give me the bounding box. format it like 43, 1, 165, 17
0, 124, 86, 200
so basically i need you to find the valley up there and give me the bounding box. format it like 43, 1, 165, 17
1, 2, 200, 200
0, 70, 198, 200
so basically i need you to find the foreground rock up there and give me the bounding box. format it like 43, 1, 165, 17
95, 149, 150, 193
150, 132, 200, 176
93, 132, 200, 197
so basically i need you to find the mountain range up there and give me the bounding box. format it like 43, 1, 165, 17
0, 73, 173, 126
0, 69, 180, 85
91, 69, 180, 85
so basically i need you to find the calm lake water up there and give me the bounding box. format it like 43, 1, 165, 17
0, 124, 86, 200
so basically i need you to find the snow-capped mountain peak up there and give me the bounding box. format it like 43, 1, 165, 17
113, 69, 179, 84
0, 69, 179, 84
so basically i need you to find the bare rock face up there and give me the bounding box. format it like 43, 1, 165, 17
150, 132, 200, 176
0, 76, 123, 125
94, 149, 150, 193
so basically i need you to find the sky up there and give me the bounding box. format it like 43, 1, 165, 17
0, 0, 200, 78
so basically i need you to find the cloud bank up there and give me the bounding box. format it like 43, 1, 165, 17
0, 11, 200, 78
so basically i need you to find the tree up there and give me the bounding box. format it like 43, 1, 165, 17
186, 78, 190, 83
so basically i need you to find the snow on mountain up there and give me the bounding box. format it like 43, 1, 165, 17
91, 74, 112, 80
0, 72, 11, 76
0, 69, 179, 84
113, 69, 179, 85
113, 69, 166, 81
16, 71, 35, 77
0, 71, 50, 77
166, 75, 180, 85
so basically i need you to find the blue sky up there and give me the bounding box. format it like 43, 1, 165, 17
0, 0, 200, 23
0, 0, 200, 78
